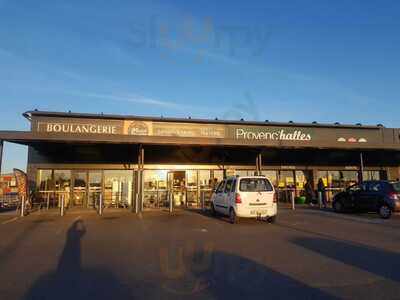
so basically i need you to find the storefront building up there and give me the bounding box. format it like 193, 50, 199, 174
0, 110, 400, 211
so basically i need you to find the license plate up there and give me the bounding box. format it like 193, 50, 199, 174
250, 210, 267, 215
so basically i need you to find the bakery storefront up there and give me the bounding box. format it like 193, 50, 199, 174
1, 110, 400, 212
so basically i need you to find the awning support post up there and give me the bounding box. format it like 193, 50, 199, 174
359, 152, 364, 183
137, 145, 144, 213
256, 151, 262, 175
0, 140, 3, 175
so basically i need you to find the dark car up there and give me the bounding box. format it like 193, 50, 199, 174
332, 180, 400, 219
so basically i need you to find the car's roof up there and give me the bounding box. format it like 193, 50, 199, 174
226, 175, 267, 179
363, 180, 396, 184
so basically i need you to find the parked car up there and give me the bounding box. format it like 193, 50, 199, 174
210, 176, 277, 224
332, 180, 400, 219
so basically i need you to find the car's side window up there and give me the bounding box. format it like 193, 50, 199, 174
224, 179, 233, 193
231, 179, 236, 192
216, 181, 225, 193
361, 183, 368, 191
369, 182, 382, 192
349, 184, 361, 192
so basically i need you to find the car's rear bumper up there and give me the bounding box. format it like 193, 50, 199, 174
235, 204, 277, 218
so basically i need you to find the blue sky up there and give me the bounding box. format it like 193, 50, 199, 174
1, 0, 400, 173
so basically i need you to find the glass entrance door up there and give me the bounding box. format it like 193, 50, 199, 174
88, 171, 102, 208
72, 171, 88, 207
168, 171, 186, 208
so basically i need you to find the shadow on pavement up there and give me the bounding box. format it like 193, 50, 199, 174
188, 208, 267, 225
23, 220, 133, 300
188, 208, 232, 224
157, 244, 340, 300
292, 237, 400, 283
23, 219, 340, 300
0, 221, 42, 266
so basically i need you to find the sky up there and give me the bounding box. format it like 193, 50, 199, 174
0, 0, 400, 173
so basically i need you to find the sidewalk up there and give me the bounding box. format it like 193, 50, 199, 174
278, 202, 332, 211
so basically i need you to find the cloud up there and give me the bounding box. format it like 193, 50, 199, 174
84, 92, 184, 109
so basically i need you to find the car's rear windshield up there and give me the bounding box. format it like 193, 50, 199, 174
391, 182, 400, 192
239, 178, 273, 192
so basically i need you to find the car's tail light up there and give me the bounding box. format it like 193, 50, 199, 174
273, 192, 278, 203
389, 192, 399, 200
235, 193, 242, 204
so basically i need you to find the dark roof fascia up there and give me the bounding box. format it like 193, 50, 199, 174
24, 110, 386, 130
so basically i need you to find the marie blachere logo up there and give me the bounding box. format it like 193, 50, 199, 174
235, 128, 312, 141
337, 137, 368, 143
126, 121, 149, 136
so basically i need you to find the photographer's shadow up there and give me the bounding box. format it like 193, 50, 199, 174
23, 220, 133, 300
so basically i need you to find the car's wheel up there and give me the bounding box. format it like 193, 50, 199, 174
229, 208, 237, 224
333, 200, 343, 213
379, 204, 392, 219
267, 215, 277, 223
210, 203, 217, 217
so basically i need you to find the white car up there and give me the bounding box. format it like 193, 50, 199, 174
210, 176, 277, 224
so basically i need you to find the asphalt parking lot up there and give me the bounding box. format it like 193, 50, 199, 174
0, 207, 399, 300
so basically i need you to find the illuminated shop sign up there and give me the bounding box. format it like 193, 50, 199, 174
35, 117, 386, 147
235, 128, 312, 141
37, 119, 226, 138
45, 123, 118, 134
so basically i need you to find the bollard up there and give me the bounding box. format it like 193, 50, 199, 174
20, 195, 25, 217
134, 193, 139, 213
46, 193, 50, 210
60, 194, 65, 216
291, 190, 295, 210
99, 194, 103, 216
318, 191, 323, 209
169, 192, 173, 213
201, 192, 205, 211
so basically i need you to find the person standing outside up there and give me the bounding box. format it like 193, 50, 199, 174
304, 179, 316, 206
317, 178, 327, 208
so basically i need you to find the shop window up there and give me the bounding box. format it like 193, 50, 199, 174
199, 170, 211, 189
213, 170, 224, 183
186, 170, 198, 188
104, 170, 133, 208
54, 170, 71, 207
279, 171, 295, 189
37, 170, 53, 191
186, 170, 198, 207
261, 170, 278, 187
341, 171, 358, 188
363, 171, 380, 181
295, 171, 306, 190
143, 170, 167, 209
235, 170, 249, 177
54, 170, 71, 192
199, 170, 212, 206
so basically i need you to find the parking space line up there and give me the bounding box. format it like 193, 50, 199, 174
1, 217, 19, 225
